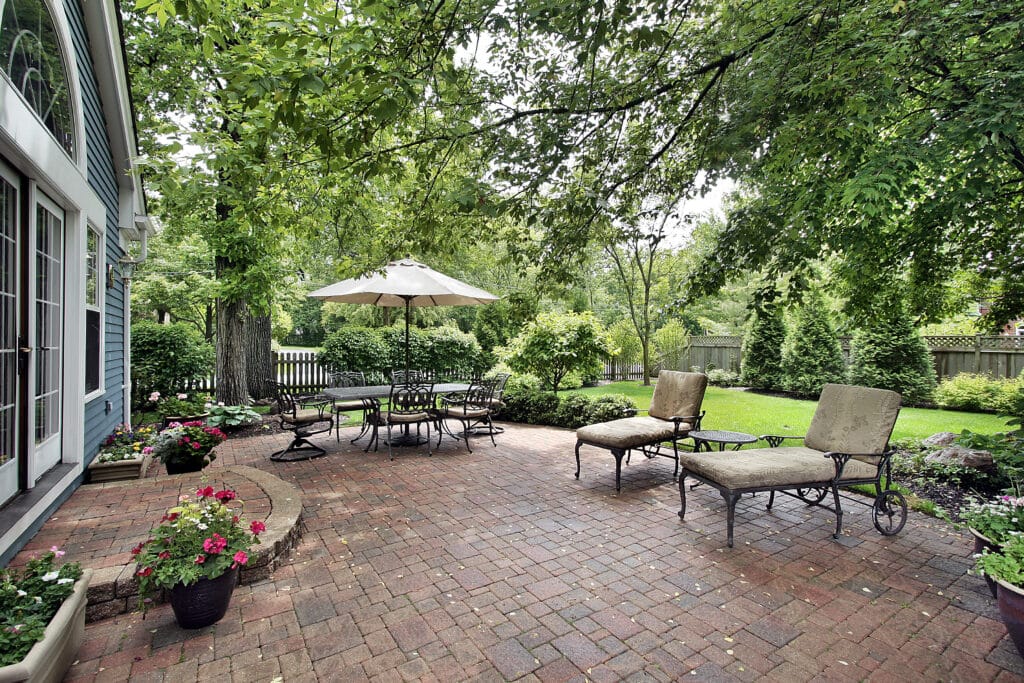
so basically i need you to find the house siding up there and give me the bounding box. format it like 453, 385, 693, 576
64, 0, 127, 461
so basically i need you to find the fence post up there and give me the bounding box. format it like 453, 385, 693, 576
974, 335, 982, 375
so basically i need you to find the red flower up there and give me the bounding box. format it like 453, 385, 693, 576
215, 489, 236, 503
137, 566, 153, 577
196, 486, 214, 499
167, 512, 179, 522
194, 554, 206, 564
232, 515, 239, 524
131, 542, 145, 556
158, 551, 171, 560
231, 550, 248, 569
250, 520, 266, 536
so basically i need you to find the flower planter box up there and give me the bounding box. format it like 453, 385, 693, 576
0, 568, 93, 683
87, 454, 150, 483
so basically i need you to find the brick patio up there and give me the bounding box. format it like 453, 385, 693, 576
33, 423, 1024, 680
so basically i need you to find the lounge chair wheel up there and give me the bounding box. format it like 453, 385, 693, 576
873, 490, 907, 536
796, 487, 828, 505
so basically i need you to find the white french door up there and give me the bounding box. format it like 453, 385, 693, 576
31, 192, 63, 479
0, 160, 65, 505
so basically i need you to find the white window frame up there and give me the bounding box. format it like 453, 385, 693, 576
84, 223, 104, 400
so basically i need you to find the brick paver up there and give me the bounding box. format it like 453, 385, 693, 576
24, 422, 1024, 680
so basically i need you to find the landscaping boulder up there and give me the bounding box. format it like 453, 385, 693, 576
924, 444, 995, 471
921, 432, 959, 448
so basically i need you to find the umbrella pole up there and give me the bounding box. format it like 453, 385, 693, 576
404, 297, 411, 380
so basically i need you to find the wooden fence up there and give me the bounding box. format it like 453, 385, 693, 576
602, 335, 1024, 381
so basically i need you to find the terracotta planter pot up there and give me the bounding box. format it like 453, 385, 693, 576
970, 527, 999, 599
0, 569, 93, 683
996, 579, 1024, 658
87, 454, 150, 483
169, 567, 238, 629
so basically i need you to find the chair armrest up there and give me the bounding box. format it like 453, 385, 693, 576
299, 397, 330, 417
666, 411, 704, 430
759, 434, 805, 448
821, 449, 895, 479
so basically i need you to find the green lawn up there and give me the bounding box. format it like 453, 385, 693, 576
571, 382, 1011, 442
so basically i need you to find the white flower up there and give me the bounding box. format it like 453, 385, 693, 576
41, 571, 59, 582
57, 577, 73, 585
34, 596, 42, 603
218, 401, 225, 406
16, 589, 26, 597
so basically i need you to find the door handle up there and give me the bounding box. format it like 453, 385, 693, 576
19, 347, 31, 353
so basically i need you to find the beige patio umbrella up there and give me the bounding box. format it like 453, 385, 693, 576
308, 257, 499, 379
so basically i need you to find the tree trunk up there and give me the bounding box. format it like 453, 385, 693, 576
205, 304, 215, 341
246, 313, 273, 400
216, 291, 248, 405
641, 339, 651, 386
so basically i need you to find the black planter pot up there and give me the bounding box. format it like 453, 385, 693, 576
169, 567, 239, 629
164, 458, 206, 475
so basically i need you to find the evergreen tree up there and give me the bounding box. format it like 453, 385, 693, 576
740, 301, 786, 390
781, 291, 845, 397
848, 294, 937, 405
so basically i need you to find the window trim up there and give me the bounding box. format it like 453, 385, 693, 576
83, 223, 103, 401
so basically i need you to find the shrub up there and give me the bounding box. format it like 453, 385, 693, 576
418, 326, 487, 379
740, 301, 786, 390
780, 291, 845, 397
131, 321, 215, 402
706, 368, 741, 387
502, 381, 636, 429
505, 312, 610, 393
935, 373, 1023, 413
584, 394, 637, 423
207, 404, 262, 429
847, 294, 936, 404
318, 327, 389, 375
501, 386, 561, 425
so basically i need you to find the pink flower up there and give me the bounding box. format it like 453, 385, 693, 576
231, 551, 248, 568
203, 533, 227, 554
196, 486, 214, 499
158, 551, 171, 560
250, 520, 266, 536
142, 446, 153, 455
192, 442, 202, 450
194, 554, 206, 564
177, 393, 188, 400
49, 545, 66, 558
148, 391, 160, 402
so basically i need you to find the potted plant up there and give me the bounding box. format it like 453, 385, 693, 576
976, 534, 1024, 658
0, 548, 92, 683
148, 391, 212, 428
134, 486, 265, 628
87, 424, 157, 483
960, 495, 1024, 597
150, 421, 227, 474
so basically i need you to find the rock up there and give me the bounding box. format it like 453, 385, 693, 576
922, 432, 960, 448
924, 445, 995, 471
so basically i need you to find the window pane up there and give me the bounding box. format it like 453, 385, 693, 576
85, 309, 99, 392
85, 229, 98, 306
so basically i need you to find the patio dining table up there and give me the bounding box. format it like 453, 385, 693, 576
322, 382, 473, 447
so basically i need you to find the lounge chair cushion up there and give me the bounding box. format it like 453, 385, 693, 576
805, 384, 902, 456
678, 446, 879, 489
649, 371, 708, 421
577, 416, 694, 450
283, 408, 328, 425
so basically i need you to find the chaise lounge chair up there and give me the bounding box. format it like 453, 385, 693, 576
574, 371, 708, 492
677, 383, 907, 547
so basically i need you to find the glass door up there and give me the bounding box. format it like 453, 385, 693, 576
0, 165, 18, 504
31, 192, 63, 479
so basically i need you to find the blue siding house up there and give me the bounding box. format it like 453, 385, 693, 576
0, 0, 149, 562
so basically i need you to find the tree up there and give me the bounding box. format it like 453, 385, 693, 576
130, 321, 215, 404
607, 319, 642, 380
130, 231, 216, 339
740, 300, 786, 390
653, 320, 691, 373
505, 312, 610, 393
848, 293, 937, 405
780, 291, 845, 397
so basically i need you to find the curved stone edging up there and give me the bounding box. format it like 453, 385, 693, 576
85, 466, 302, 622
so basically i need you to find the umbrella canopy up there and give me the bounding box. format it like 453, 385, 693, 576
308, 257, 499, 378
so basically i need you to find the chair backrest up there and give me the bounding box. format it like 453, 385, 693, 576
330, 371, 366, 388
391, 369, 421, 384
491, 372, 511, 398
805, 383, 902, 455
648, 371, 708, 421
269, 381, 298, 416
388, 381, 435, 413
465, 379, 497, 408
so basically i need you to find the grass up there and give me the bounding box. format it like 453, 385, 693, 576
571, 382, 1012, 442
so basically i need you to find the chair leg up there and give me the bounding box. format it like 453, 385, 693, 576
385, 423, 395, 460
722, 490, 741, 548
612, 448, 625, 492
462, 419, 472, 453
575, 441, 583, 480
678, 471, 688, 519
271, 434, 327, 462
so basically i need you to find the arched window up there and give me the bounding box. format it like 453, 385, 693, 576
0, 0, 75, 156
